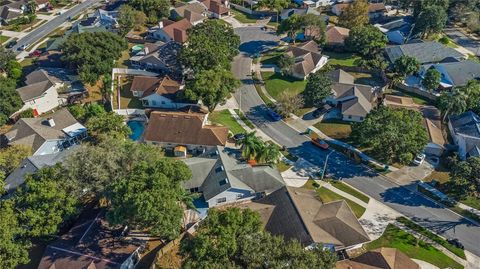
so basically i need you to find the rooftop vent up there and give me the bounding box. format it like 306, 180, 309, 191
47, 118, 55, 127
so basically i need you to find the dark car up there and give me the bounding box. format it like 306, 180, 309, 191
447, 239, 464, 249
312, 108, 322, 118
6, 40, 16, 49
267, 109, 282, 121
233, 133, 245, 141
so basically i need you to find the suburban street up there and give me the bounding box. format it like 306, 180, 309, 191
444, 27, 480, 56
11, 0, 102, 53
232, 26, 480, 257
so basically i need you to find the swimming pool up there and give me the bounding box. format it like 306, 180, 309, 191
127, 120, 145, 141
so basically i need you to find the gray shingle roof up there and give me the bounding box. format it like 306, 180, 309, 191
424, 60, 480, 87
449, 111, 480, 138
385, 41, 465, 64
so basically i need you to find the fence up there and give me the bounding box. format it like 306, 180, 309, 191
397, 84, 438, 101
150, 233, 186, 269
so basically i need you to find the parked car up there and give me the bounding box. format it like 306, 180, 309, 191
413, 153, 426, 166
29, 50, 42, 57
447, 238, 464, 249
17, 44, 29, 51
6, 40, 16, 49
267, 109, 282, 121
311, 137, 329, 150
233, 133, 245, 142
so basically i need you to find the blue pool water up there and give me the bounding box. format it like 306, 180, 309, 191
127, 120, 145, 141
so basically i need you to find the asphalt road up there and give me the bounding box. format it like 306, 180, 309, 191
444, 28, 480, 56
232, 26, 480, 257
11, 0, 101, 53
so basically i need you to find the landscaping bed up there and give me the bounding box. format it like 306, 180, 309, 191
261, 71, 307, 100
209, 110, 246, 134
365, 224, 464, 269
316, 186, 366, 218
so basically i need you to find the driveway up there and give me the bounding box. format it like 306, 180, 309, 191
386, 162, 435, 187
444, 28, 480, 56
232, 25, 480, 257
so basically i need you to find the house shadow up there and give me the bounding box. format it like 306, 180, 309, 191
380, 183, 444, 208
409, 216, 476, 234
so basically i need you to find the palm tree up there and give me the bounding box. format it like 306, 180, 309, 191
437, 88, 467, 122
236, 131, 262, 160
256, 142, 281, 164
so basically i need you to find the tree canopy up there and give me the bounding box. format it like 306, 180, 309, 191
180, 20, 240, 72
338, 0, 369, 29
393, 56, 420, 78
61, 32, 128, 85
414, 4, 447, 38
181, 208, 337, 268
303, 71, 332, 107
184, 67, 239, 112
86, 111, 132, 140
0, 77, 23, 126
276, 91, 304, 117
0, 145, 31, 188
422, 68, 441, 92
129, 0, 170, 23
449, 156, 480, 199
236, 132, 281, 164
259, 0, 289, 23
437, 80, 480, 120
345, 25, 387, 59
352, 106, 429, 164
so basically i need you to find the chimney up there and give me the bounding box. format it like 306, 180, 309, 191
184, 9, 192, 22
158, 20, 164, 28
47, 118, 55, 127
173, 28, 186, 43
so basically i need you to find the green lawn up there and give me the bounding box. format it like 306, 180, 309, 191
366, 224, 464, 269
209, 109, 246, 134
260, 52, 282, 65
396, 217, 466, 259
0, 35, 9, 44
316, 186, 366, 218
116, 81, 143, 109
330, 181, 370, 203
314, 120, 352, 141
350, 72, 385, 87
323, 51, 361, 67
276, 161, 291, 172
459, 196, 480, 211
231, 8, 257, 23
261, 71, 307, 100
234, 109, 255, 129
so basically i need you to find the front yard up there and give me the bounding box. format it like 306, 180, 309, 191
209, 109, 246, 134
231, 7, 258, 24
365, 224, 464, 269
314, 119, 352, 141
261, 71, 307, 100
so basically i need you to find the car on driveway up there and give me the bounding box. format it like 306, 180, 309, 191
311, 137, 329, 150
267, 109, 282, 121
448, 238, 464, 249
413, 153, 426, 166
29, 50, 42, 57
233, 133, 245, 142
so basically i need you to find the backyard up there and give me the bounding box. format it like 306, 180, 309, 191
350, 72, 385, 87
112, 75, 143, 109
390, 88, 432, 106
261, 71, 307, 100
209, 109, 246, 134
365, 224, 464, 269
323, 51, 361, 67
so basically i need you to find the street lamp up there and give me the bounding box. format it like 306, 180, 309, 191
320, 150, 334, 180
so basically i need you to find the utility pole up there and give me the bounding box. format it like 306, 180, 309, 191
321, 150, 334, 180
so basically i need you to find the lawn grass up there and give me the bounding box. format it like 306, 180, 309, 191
113, 76, 143, 109
330, 181, 370, 203
261, 71, 307, 100
295, 107, 314, 117
234, 109, 255, 129
209, 109, 246, 134
0, 35, 9, 44
459, 196, 480, 211
424, 170, 451, 184
5, 19, 43, 31
276, 161, 291, 172
323, 51, 361, 67
350, 72, 385, 87
313, 119, 352, 140
316, 186, 366, 218
390, 88, 432, 106
280, 148, 298, 162
260, 52, 282, 65
231, 7, 257, 23
366, 224, 464, 269
253, 81, 275, 106
396, 217, 466, 259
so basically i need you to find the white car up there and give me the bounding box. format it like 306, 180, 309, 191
413, 153, 426, 166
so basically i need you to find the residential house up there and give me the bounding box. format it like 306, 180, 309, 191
34, 0, 50, 10
280, 7, 320, 21
375, 17, 414, 45
332, 2, 386, 19
15, 69, 67, 116
336, 247, 421, 269
240, 186, 370, 251
285, 40, 329, 80
0, 0, 27, 25
129, 75, 192, 109
326, 69, 379, 122
129, 41, 183, 80
294, 0, 336, 8
200, 0, 230, 18
38, 209, 145, 269
92, 8, 119, 29
2, 108, 87, 156
183, 146, 285, 207
150, 19, 193, 43
46, 23, 108, 51
171, 2, 208, 25
417, 60, 480, 90
143, 108, 229, 152
448, 111, 480, 160
3, 147, 75, 194
325, 25, 350, 47
385, 41, 466, 65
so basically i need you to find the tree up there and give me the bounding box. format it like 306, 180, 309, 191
256, 142, 281, 164
437, 88, 467, 121
0, 200, 31, 269
259, 0, 289, 24
184, 67, 239, 112
277, 14, 302, 42
277, 55, 294, 75
180, 20, 240, 72
303, 71, 332, 107
351, 106, 429, 164
129, 0, 170, 22
236, 131, 263, 160
106, 158, 192, 239
450, 156, 480, 198
0, 78, 23, 126
345, 25, 387, 58
85, 103, 106, 119
461, 80, 480, 114
61, 32, 128, 85
86, 112, 132, 139
0, 145, 31, 189
118, 5, 136, 36
302, 13, 327, 45
134, 11, 147, 31
338, 0, 369, 29
68, 104, 87, 121
0, 46, 15, 72
276, 91, 304, 118
6, 60, 22, 80
422, 68, 441, 92
393, 56, 420, 78
414, 5, 447, 38
14, 165, 79, 238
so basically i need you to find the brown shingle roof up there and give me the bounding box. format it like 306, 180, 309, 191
350, 247, 421, 269
286, 41, 324, 77
162, 19, 192, 43
200, 0, 229, 15
326, 25, 350, 45
129, 76, 181, 98
144, 111, 228, 146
